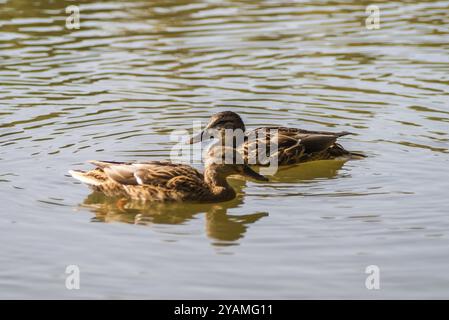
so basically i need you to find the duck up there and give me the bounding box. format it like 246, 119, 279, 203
69, 146, 268, 203
188, 111, 365, 166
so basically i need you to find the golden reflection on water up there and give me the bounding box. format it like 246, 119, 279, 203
267, 159, 345, 183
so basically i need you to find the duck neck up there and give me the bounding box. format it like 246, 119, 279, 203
209, 131, 246, 152
204, 165, 235, 201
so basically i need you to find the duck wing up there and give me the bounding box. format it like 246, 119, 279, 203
243, 127, 351, 165
88, 160, 203, 187
298, 134, 338, 153
241, 129, 304, 164
246, 127, 338, 151
249, 126, 353, 138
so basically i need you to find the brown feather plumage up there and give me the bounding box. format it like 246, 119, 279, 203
69, 147, 268, 202
190, 112, 365, 165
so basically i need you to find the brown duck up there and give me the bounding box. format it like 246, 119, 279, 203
188, 111, 365, 166
69, 146, 268, 202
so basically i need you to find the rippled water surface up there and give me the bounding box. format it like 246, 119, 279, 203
1, 0, 449, 298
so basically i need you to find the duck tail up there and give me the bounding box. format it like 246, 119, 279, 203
349, 151, 366, 160
328, 143, 366, 160
69, 170, 103, 186
335, 131, 355, 137
88, 160, 124, 169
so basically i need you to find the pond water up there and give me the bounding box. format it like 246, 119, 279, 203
1, 0, 448, 299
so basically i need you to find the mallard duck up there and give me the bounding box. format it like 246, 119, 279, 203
69, 146, 268, 202
188, 111, 365, 166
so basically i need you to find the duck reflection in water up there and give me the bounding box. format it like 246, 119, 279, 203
270, 160, 346, 183
255, 158, 346, 183
80, 178, 268, 245
78, 159, 344, 245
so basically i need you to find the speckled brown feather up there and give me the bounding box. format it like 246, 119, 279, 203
69, 151, 261, 202
72, 161, 212, 201
191, 111, 364, 165
239, 126, 361, 166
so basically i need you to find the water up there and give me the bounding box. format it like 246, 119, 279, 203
1, 0, 448, 299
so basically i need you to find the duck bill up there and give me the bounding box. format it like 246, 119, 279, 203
187, 128, 221, 144
243, 165, 269, 181
187, 130, 206, 144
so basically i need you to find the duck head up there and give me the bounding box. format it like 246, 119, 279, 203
188, 111, 246, 144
